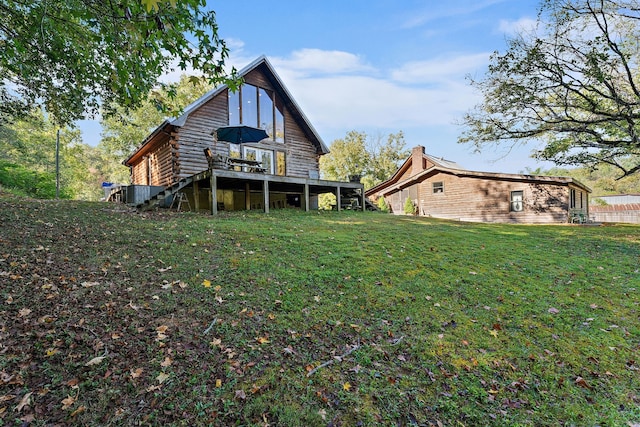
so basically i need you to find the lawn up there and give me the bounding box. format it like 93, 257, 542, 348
0, 196, 639, 426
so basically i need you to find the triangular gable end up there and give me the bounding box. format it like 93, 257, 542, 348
125, 56, 329, 166
173, 56, 328, 155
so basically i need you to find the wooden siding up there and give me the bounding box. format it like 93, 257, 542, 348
130, 134, 173, 187
176, 93, 228, 179
385, 172, 580, 223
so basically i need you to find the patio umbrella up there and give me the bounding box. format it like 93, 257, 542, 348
215, 125, 269, 144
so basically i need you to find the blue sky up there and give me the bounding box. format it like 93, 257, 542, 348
83, 0, 550, 173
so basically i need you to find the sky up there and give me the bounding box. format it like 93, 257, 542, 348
82, 0, 552, 174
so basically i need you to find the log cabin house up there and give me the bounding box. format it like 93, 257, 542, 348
120, 56, 364, 213
366, 146, 592, 224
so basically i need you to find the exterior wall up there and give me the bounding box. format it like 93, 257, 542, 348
177, 92, 228, 179
169, 68, 319, 180
385, 172, 574, 223
129, 135, 174, 187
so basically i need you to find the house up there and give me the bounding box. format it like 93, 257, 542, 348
121, 56, 364, 213
366, 146, 592, 224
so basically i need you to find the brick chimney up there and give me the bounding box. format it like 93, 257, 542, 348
411, 146, 426, 176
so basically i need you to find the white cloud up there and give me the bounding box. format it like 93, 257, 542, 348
390, 53, 490, 84
268, 49, 482, 138
498, 17, 538, 36
401, 0, 507, 29
272, 49, 375, 76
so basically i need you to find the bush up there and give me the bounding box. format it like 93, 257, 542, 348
376, 196, 389, 212
0, 160, 71, 199
403, 198, 415, 215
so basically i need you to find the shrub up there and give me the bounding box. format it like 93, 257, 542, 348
403, 197, 415, 215
376, 196, 389, 212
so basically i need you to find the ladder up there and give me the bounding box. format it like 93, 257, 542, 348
170, 192, 191, 211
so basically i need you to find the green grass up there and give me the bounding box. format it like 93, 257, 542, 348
0, 195, 639, 426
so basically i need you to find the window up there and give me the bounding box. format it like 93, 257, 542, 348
276, 151, 286, 176
228, 84, 285, 142
570, 188, 576, 209
243, 147, 274, 174
510, 191, 524, 212
432, 182, 444, 193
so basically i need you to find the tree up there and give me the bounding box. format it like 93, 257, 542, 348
320, 130, 409, 189
0, 0, 237, 126
366, 131, 410, 189
460, 0, 640, 179
320, 131, 371, 181
0, 109, 87, 198
98, 74, 213, 184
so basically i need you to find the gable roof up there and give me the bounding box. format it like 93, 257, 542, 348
125, 56, 328, 165
366, 147, 591, 196
366, 149, 464, 195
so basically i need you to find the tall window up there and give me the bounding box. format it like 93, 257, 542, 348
570, 189, 576, 209
243, 147, 274, 174
228, 84, 284, 142
510, 191, 524, 212
276, 151, 286, 176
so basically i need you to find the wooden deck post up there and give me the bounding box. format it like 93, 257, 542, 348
193, 180, 200, 211
245, 182, 251, 210
336, 185, 341, 211
304, 183, 310, 212
210, 173, 218, 215
361, 188, 365, 212
263, 180, 270, 213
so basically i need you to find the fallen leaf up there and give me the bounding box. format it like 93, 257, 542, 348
575, 376, 592, 389
489, 330, 499, 338
314, 295, 321, 302
160, 357, 172, 367
235, 389, 246, 400
158, 266, 172, 272
256, 336, 269, 344
156, 372, 170, 384
130, 368, 143, 379
61, 395, 76, 410
14, 392, 32, 412
81, 281, 100, 288
202, 279, 211, 288
84, 356, 106, 366
156, 325, 168, 333
70, 405, 86, 417
343, 382, 352, 391
548, 307, 560, 314
215, 379, 222, 388
18, 308, 31, 317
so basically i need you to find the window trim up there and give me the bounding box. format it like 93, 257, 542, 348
432, 181, 444, 193
510, 190, 524, 212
